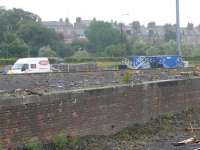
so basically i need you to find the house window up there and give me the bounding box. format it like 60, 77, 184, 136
31, 64, 36, 69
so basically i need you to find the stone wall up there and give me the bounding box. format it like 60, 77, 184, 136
0, 71, 124, 92
0, 68, 194, 93
0, 78, 200, 148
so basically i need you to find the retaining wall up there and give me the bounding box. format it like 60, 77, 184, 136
0, 78, 200, 148
0, 71, 124, 92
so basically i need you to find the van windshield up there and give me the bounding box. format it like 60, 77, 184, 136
12, 64, 24, 70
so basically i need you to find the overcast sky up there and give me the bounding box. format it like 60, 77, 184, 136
1, 0, 200, 27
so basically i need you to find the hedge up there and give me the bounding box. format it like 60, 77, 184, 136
64, 57, 122, 63
0, 58, 17, 65
0, 56, 199, 65
184, 56, 200, 61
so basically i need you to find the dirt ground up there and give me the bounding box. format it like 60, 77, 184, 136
0, 67, 196, 98
66, 108, 200, 150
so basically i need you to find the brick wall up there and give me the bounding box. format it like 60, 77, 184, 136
0, 67, 194, 93
0, 71, 125, 92
0, 78, 200, 148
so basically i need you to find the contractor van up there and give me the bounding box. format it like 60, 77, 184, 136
7, 57, 51, 74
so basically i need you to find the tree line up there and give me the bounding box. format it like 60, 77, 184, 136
0, 7, 199, 59
0, 7, 73, 58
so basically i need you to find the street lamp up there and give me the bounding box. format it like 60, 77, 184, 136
176, 0, 182, 56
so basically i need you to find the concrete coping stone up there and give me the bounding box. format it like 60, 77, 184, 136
0, 77, 199, 107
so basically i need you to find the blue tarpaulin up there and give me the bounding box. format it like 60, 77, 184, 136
132, 55, 184, 69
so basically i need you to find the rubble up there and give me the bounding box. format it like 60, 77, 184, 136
172, 137, 200, 146
0, 67, 197, 97
0, 89, 43, 98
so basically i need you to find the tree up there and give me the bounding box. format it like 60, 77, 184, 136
71, 40, 89, 52
17, 21, 65, 57
191, 46, 200, 57
53, 44, 74, 57
85, 21, 121, 53
162, 40, 177, 54
71, 50, 91, 59
132, 39, 150, 55
146, 47, 163, 56
0, 32, 29, 57
0, 7, 67, 58
7, 37, 29, 57
181, 44, 192, 57
38, 46, 57, 57
164, 24, 176, 42
0, 8, 40, 33
104, 44, 127, 57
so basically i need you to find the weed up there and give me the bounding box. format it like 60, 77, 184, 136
123, 71, 129, 84
0, 145, 5, 150
25, 137, 42, 150
53, 132, 68, 149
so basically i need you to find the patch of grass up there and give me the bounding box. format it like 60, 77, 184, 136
53, 132, 69, 149
158, 114, 174, 131
123, 71, 130, 84
25, 137, 42, 150
189, 61, 200, 67
96, 61, 120, 69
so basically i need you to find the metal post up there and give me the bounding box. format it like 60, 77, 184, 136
176, 0, 182, 56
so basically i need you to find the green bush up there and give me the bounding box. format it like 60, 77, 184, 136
64, 57, 122, 63
123, 72, 130, 84
185, 56, 200, 61
25, 138, 42, 150
0, 58, 16, 65
38, 46, 57, 57
71, 50, 91, 59
53, 132, 68, 149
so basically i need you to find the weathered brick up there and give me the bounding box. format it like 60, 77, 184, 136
0, 78, 199, 148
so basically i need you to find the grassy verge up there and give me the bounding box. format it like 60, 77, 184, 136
96, 61, 120, 69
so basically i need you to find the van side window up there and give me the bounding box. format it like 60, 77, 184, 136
31, 64, 36, 69
24, 64, 29, 69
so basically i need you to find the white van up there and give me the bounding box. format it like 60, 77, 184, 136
7, 57, 51, 74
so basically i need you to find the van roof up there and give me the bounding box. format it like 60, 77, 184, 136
15, 57, 49, 63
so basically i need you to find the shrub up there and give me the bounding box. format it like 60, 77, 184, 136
64, 57, 122, 63
0, 58, 16, 65
71, 50, 91, 60
123, 72, 130, 84
53, 132, 68, 149
38, 46, 57, 57
25, 137, 42, 150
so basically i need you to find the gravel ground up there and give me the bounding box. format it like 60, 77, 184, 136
72, 108, 200, 150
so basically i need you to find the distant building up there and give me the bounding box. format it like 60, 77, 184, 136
74, 17, 92, 41
42, 18, 200, 46
42, 19, 75, 44
127, 21, 200, 45
42, 17, 91, 43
